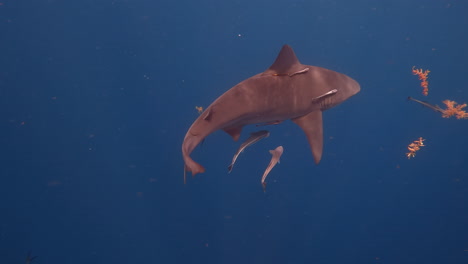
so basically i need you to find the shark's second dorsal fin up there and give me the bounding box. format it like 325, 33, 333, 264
266, 45, 304, 75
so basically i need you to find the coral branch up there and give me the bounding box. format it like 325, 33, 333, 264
406, 137, 425, 159
441, 100, 468, 119
412, 66, 430, 96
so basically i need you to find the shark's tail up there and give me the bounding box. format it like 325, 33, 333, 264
182, 138, 205, 183
182, 133, 206, 183
184, 159, 205, 177
183, 159, 205, 183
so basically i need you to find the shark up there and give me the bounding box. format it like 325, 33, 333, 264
182, 44, 360, 180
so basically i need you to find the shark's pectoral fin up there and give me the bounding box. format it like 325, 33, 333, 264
292, 111, 323, 164
223, 126, 243, 141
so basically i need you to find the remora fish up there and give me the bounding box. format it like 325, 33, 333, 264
228, 130, 270, 173
261, 146, 284, 190
407, 96, 444, 113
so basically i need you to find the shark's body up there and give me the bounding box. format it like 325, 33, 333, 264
182, 45, 360, 177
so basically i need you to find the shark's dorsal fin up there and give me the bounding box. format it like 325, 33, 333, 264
265, 45, 304, 76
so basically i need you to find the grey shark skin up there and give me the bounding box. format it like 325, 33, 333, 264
182, 44, 360, 177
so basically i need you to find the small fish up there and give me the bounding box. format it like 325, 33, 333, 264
256, 120, 282, 127
261, 146, 284, 191
228, 130, 270, 173
312, 89, 338, 101
407, 96, 444, 113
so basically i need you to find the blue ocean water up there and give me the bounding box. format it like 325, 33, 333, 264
1, 0, 467, 263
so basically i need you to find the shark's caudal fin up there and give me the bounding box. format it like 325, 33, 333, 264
184, 160, 205, 180
182, 132, 206, 180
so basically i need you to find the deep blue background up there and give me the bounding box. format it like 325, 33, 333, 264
1, 0, 467, 263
